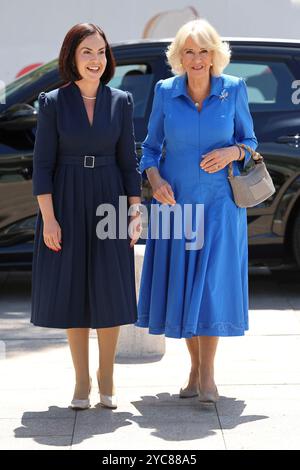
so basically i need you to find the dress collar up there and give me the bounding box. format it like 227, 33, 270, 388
70, 80, 103, 98
171, 73, 223, 100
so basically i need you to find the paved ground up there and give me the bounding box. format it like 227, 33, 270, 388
0, 267, 300, 450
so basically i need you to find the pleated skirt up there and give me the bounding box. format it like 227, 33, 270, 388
31, 163, 137, 329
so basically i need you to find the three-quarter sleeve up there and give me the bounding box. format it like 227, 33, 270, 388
234, 78, 258, 169
32, 92, 58, 196
116, 92, 141, 197
139, 80, 165, 178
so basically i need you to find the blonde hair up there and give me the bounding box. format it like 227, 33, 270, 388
166, 19, 231, 76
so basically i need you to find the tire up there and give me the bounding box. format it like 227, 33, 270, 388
292, 210, 300, 268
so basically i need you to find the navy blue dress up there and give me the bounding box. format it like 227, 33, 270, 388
31, 82, 141, 329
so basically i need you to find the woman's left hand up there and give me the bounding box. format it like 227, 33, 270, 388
200, 146, 239, 173
129, 214, 142, 248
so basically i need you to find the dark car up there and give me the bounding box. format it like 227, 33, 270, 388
0, 38, 300, 270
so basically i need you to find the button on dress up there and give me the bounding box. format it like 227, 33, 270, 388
31, 82, 141, 329
136, 73, 258, 338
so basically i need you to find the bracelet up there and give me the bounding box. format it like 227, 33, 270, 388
235, 144, 242, 161
129, 203, 143, 216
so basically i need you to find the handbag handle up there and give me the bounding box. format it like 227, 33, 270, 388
228, 143, 263, 178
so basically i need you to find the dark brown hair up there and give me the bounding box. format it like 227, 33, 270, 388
58, 23, 115, 84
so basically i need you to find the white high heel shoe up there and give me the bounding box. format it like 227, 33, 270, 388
99, 393, 117, 409
97, 370, 117, 409
70, 397, 91, 410
70, 378, 92, 410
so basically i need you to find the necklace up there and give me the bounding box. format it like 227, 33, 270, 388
81, 95, 97, 100
188, 91, 203, 108
187, 84, 208, 109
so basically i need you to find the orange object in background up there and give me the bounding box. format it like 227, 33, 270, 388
16, 63, 43, 78
142, 6, 199, 38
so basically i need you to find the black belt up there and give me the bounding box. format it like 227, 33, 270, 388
58, 155, 116, 168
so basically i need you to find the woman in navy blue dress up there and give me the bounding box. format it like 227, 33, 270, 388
136, 19, 257, 403
31, 23, 141, 409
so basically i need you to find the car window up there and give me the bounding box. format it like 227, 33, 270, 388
31, 63, 155, 119
108, 64, 154, 119
225, 61, 297, 112
0, 59, 58, 106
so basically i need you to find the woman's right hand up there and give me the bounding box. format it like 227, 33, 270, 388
43, 218, 62, 252
147, 168, 176, 205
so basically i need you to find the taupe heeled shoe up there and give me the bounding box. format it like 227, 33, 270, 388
97, 370, 117, 409
70, 378, 92, 410
179, 386, 199, 398
198, 387, 219, 404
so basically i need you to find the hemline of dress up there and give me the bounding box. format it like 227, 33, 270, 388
135, 317, 248, 338
30, 319, 136, 329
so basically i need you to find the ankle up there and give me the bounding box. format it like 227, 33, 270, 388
200, 368, 215, 385
200, 376, 216, 391
190, 366, 199, 376
73, 380, 91, 400
99, 382, 115, 396
75, 376, 91, 385
97, 370, 115, 396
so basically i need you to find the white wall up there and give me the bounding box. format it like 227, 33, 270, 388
1, 0, 300, 85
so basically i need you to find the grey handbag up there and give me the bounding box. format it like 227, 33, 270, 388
228, 143, 275, 208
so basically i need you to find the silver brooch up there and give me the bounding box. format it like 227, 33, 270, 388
219, 90, 229, 101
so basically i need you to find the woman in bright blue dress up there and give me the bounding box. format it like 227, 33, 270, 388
136, 19, 257, 403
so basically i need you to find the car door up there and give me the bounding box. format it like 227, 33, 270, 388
0, 91, 39, 259
226, 45, 300, 261
0, 64, 62, 265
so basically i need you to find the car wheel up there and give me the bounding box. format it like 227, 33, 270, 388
292, 210, 300, 268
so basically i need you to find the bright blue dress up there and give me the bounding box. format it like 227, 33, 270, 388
136, 73, 258, 338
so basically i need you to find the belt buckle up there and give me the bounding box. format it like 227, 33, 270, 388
84, 155, 95, 168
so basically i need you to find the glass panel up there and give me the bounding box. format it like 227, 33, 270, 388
108, 64, 154, 118
0, 59, 58, 104
225, 61, 296, 111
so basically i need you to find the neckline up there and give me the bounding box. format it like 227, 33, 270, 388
172, 73, 223, 101
184, 74, 220, 112
186, 74, 212, 98
72, 81, 103, 128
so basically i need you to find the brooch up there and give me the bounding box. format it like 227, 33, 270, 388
219, 90, 229, 101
